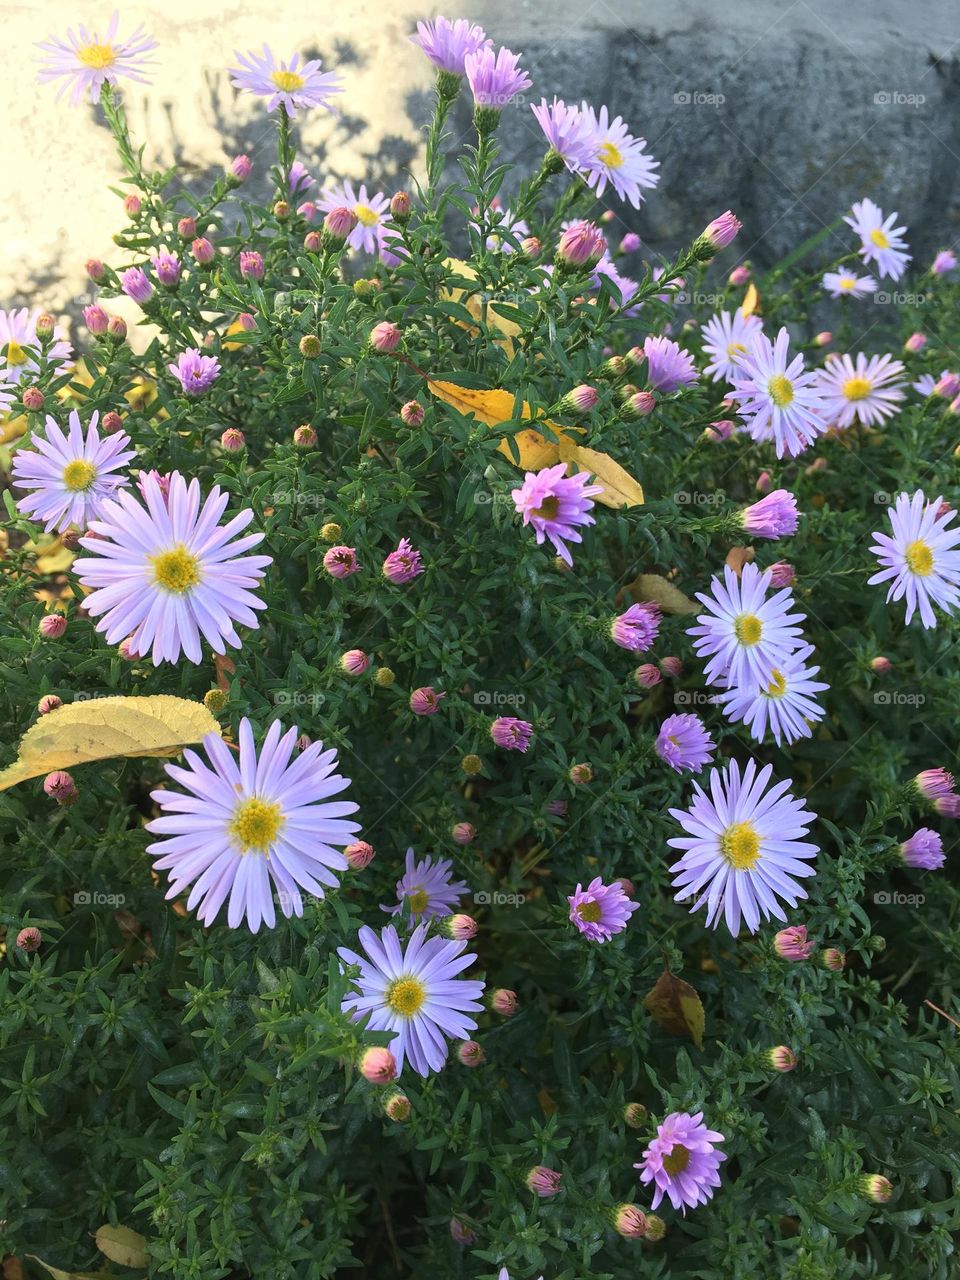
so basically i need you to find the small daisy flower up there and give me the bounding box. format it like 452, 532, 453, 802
318, 181, 390, 255
644, 335, 698, 392
530, 97, 596, 171
567, 876, 639, 942
229, 45, 343, 117
74, 471, 271, 665
464, 45, 531, 110
816, 352, 906, 428
0, 308, 72, 384
36, 12, 157, 106
580, 104, 660, 208
714, 643, 829, 746
146, 719, 359, 932
900, 828, 945, 870
635, 1112, 726, 1213
688, 562, 806, 690
338, 922, 485, 1077
411, 16, 490, 75
668, 757, 819, 935
844, 199, 911, 280
728, 327, 829, 458
12, 409, 134, 533
168, 348, 221, 397
511, 461, 602, 566
384, 848, 469, 922
655, 713, 716, 773
700, 310, 763, 383
822, 270, 877, 299
869, 490, 960, 628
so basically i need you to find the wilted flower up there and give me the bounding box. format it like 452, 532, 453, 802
323, 546, 360, 578
490, 716, 533, 752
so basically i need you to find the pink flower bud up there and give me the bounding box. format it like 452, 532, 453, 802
526, 1165, 562, 1197
345, 840, 375, 869
293, 424, 318, 448
22, 387, 44, 411
616, 877, 635, 897
38, 694, 62, 715
623, 390, 656, 418
546, 798, 567, 817
624, 1102, 647, 1128
239, 251, 264, 280
904, 331, 926, 353
613, 1204, 648, 1239
633, 663, 660, 688
303, 231, 322, 252
521, 235, 542, 259
123, 194, 142, 217
323, 206, 359, 244
557, 219, 605, 267
107, 317, 127, 341
360, 1046, 397, 1084
370, 321, 401, 353
701, 210, 741, 250
340, 649, 370, 675
102, 411, 124, 434
85, 258, 105, 282
491, 988, 517, 1016
560, 384, 599, 413
176, 216, 197, 238
400, 399, 424, 426
457, 1040, 486, 1067
619, 232, 642, 254
83, 304, 109, 335
38, 614, 66, 639
659, 656, 683, 678
273, 200, 290, 221
409, 686, 445, 715
936, 372, 960, 399
451, 822, 476, 845
870, 655, 891, 674
773, 924, 815, 961
191, 237, 214, 265
44, 770, 76, 803
118, 637, 138, 661
323, 546, 360, 579
230, 154, 252, 183
443, 913, 478, 940
767, 1045, 798, 1072
728, 264, 751, 286
705, 418, 735, 442
16, 927, 42, 953
858, 1175, 893, 1204
820, 947, 846, 972
382, 538, 423, 584
153, 252, 182, 286
390, 190, 412, 220
220, 428, 245, 452
121, 267, 153, 304
569, 762, 593, 785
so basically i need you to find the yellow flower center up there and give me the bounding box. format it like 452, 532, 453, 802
577, 900, 602, 923
62, 459, 98, 492
726, 341, 747, 357
869, 228, 890, 249
720, 820, 761, 870
151, 545, 202, 594
662, 1144, 691, 1176
839, 275, 856, 290
270, 68, 305, 92
77, 42, 117, 69
532, 495, 560, 520
354, 204, 380, 227
768, 373, 794, 407
765, 669, 787, 698
406, 888, 429, 915
229, 797, 285, 853
4, 339, 27, 366
905, 538, 934, 576
842, 376, 872, 402
385, 975, 427, 1017
734, 613, 763, 646
597, 140, 623, 170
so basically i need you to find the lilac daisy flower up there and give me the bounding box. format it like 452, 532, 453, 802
12, 409, 134, 533
844, 199, 911, 280
511, 462, 603, 566
700, 310, 763, 383
869, 490, 960, 628
580, 104, 660, 208
567, 876, 639, 941
530, 98, 596, 171
168, 348, 221, 396
911, 371, 951, 398
74, 471, 271, 665
644, 335, 698, 392
933, 249, 957, 274
668, 757, 819, 935
383, 848, 469, 922
382, 538, 424, 584
822, 270, 877, 299
816, 352, 906, 428
739, 489, 799, 540
229, 45, 343, 117
146, 719, 359, 932
900, 829, 945, 870
655, 713, 716, 773
287, 160, 314, 198
0, 308, 72, 384
490, 717, 533, 752
411, 17, 490, 75
318, 181, 390, 255
727, 327, 829, 458
635, 1112, 726, 1212
339, 922, 485, 1077
714, 642, 829, 746
611, 602, 662, 652
36, 12, 157, 106
688, 562, 805, 690
464, 45, 531, 110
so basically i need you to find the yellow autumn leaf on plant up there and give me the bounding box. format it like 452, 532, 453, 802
441, 258, 521, 354
0, 412, 28, 446
27, 535, 75, 575
427, 379, 643, 508
95, 1224, 150, 1269
0, 695, 222, 792
741, 282, 760, 317
623, 573, 697, 614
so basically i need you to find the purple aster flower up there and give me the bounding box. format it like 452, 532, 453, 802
152, 251, 181, 287
688, 562, 806, 690
338, 922, 485, 1077
817, 352, 906, 428
530, 97, 596, 171
635, 1111, 726, 1212
740, 489, 799, 540
869, 490, 960, 628
610, 602, 662, 652
382, 537, 424, 584
146, 718, 359, 932
0, 308, 72, 383
567, 876, 639, 942
644, 335, 698, 392
727, 327, 829, 458
667, 757, 819, 935
318, 181, 390, 255
511, 461, 602, 566
36, 12, 157, 106
899, 828, 945, 870
844, 199, 911, 281
580, 104, 660, 208
169, 348, 221, 396
822, 270, 877, 299
715, 642, 828, 746
121, 266, 153, 304
700, 309, 763, 383
74, 471, 271, 665
464, 45, 531, 110
490, 717, 533, 752
383, 847, 470, 922
12, 408, 134, 533
229, 45, 343, 117
288, 160, 314, 198
933, 249, 957, 275
655, 713, 716, 774
411, 16, 491, 75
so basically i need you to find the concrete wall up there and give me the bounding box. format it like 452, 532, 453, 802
5, 0, 960, 325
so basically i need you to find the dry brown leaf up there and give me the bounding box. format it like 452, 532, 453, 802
95, 1224, 149, 1269
624, 573, 697, 614
643, 967, 705, 1049
725, 545, 755, 575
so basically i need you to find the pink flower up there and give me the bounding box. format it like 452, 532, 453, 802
323, 206, 359, 244
409, 686, 445, 715
700, 210, 742, 250
382, 538, 423, 584
82, 304, 109, 335
152, 252, 181, 286
556, 219, 605, 267
740, 489, 799, 540
655, 713, 716, 773
120, 267, 152, 304
340, 649, 370, 675
526, 1165, 562, 1197
38, 614, 67, 639
323, 546, 360, 578
900, 828, 945, 870
230, 155, 252, 183
192, 237, 215, 265
168, 348, 220, 396
611, 602, 662, 651
400, 400, 424, 426
239, 251, 264, 280
464, 45, 531, 110
490, 717, 533, 752
43, 770, 76, 803
370, 321, 401, 353
567, 876, 639, 942
511, 461, 602, 566
932, 249, 957, 275
773, 924, 815, 961
768, 560, 795, 587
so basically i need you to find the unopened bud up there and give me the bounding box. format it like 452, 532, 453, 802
345, 840, 375, 870
220, 428, 245, 452
299, 334, 321, 359
293, 424, 318, 448
203, 689, 228, 713
22, 386, 44, 411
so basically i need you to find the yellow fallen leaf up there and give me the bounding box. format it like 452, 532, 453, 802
741, 281, 760, 317
427, 379, 643, 508
26, 1258, 103, 1280
0, 412, 28, 446
26, 535, 75, 575
95, 1224, 150, 1269
441, 258, 521, 354
0, 695, 222, 792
